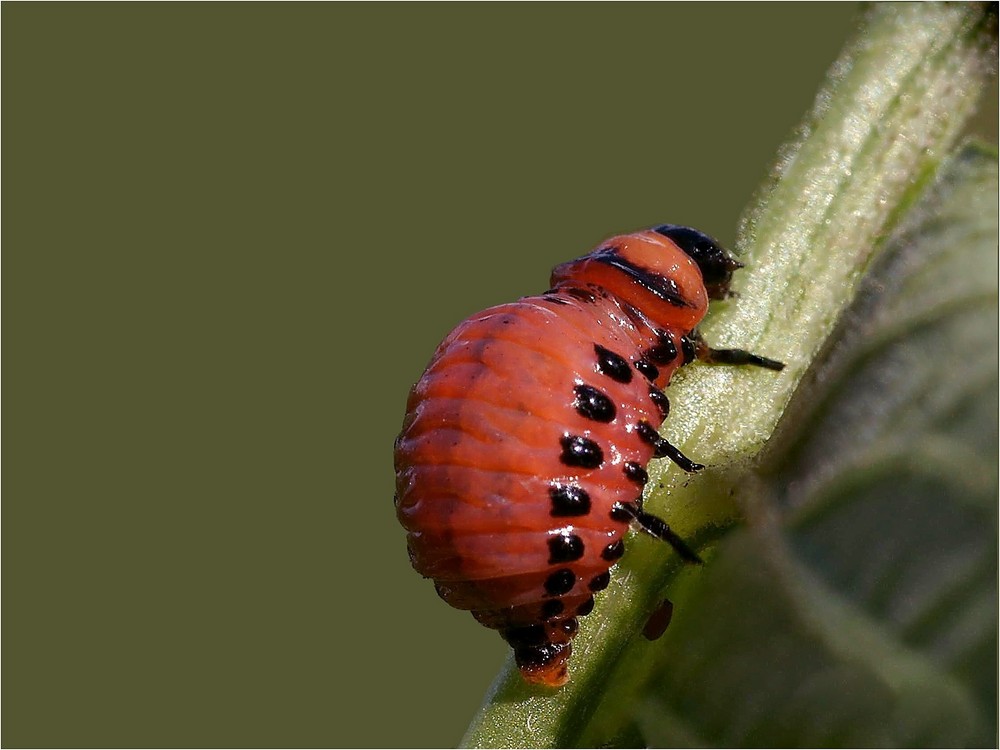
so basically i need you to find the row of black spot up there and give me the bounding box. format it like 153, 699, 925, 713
594, 332, 694, 386
502, 618, 578, 664
540, 337, 694, 610
538, 593, 594, 621
544, 530, 626, 570
552, 340, 679, 516
541, 563, 613, 599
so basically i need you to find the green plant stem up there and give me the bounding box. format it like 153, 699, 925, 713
461, 5, 996, 747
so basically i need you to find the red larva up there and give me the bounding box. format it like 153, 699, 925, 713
394, 225, 783, 687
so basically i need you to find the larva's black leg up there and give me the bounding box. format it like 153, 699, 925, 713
637, 512, 703, 564
657, 439, 705, 473
689, 331, 786, 372
700, 345, 785, 371
613, 502, 702, 564
637, 421, 705, 473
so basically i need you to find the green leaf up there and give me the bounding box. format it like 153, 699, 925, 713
579, 141, 999, 748
461, 5, 996, 747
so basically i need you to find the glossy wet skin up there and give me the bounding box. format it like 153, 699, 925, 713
395, 226, 781, 687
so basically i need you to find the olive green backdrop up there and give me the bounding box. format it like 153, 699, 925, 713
4, 4, 995, 748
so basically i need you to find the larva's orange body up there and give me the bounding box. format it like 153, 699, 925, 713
394, 226, 783, 687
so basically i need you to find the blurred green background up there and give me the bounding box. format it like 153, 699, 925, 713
4, 4, 995, 747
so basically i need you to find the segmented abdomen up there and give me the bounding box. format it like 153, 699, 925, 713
395, 291, 685, 628
393, 226, 759, 687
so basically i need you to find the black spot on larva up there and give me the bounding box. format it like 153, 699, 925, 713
602, 539, 625, 561
647, 335, 678, 365
649, 388, 670, 419
610, 501, 637, 522
594, 344, 633, 384
623, 461, 649, 486
573, 384, 616, 423
591, 249, 691, 308
514, 642, 567, 669
588, 571, 611, 592
637, 420, 660, 444
681, 335, 696, 364
393, 491, 399, 507
567, 287, 598, 303
637, 421, 672, 457
502, 624, 546, 648
559, 618, 579, 638
548, 532, 585, 564
577, 596, 595, 617
549, 484, 591, 517
635, 359, 660, 381
541, 599, 565, 619
545, 568, 576, 596
560, 434, 603, 469
406, 544, 417, 565
542, 294, 570, 305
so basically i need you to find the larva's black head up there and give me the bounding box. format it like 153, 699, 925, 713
653, 224, 743, 300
